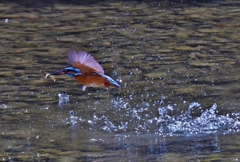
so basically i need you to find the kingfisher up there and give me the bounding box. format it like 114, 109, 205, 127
46, 50, 120, 91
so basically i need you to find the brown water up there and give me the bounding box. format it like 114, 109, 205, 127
0, 0, 240, 161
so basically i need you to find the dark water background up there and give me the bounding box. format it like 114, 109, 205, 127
0, 0, 240, 161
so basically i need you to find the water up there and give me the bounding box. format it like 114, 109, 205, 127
0, 0, 240, 161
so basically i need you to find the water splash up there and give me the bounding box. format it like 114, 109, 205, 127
58, 92, 70, 108
63, 98, 240, 136
88, 114, 118, 133
65, 110, 86, 129
117, 100, 240, 136
69, 110, 78, 126
155, 103, 240, 136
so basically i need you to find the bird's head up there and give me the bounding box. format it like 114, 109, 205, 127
49, 67, 81, 78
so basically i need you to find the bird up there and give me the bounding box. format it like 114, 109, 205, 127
46, 50, 120, 91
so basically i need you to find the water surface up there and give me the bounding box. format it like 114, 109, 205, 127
0, 0, 240, 161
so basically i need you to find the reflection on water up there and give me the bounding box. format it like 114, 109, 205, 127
0, 0, 240, 161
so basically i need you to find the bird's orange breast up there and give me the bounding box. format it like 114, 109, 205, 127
75, 75, 109, 88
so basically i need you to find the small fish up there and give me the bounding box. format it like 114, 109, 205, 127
46, 50, 120, 91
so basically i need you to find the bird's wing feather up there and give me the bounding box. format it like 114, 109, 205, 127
66, 50, 104, 75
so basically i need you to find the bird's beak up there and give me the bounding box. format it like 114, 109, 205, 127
45, 69, 68, 81
49, 69, 67, 75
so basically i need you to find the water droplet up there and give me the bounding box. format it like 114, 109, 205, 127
90, 138, 97, 142
58, 92, 69, 104
1, 104, 7, 109
70, 110, 74, 116
88, 120, 93, 124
